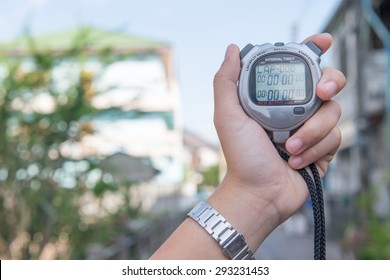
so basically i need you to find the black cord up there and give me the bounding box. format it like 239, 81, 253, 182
274, 145, 326, 260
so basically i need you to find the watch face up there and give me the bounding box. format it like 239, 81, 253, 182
250, 53, 313, 105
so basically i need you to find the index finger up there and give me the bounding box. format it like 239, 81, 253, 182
303, 33, 333, 53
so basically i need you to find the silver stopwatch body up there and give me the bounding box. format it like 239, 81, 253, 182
238, 42, 323, 143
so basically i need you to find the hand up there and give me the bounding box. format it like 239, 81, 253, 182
286, 34, 346, 174
150, 34, 346, 260
210, 33, 346, 249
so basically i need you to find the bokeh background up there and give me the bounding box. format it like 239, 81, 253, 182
0, 0, 389, 259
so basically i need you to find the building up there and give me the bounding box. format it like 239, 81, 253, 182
0, 27, 184, 211
321, 0, 390, 242
182, 129, 220, 193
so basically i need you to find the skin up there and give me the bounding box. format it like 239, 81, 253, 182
150, 33, 346, 260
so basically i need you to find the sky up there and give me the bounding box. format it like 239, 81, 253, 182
0, 0, 341, 144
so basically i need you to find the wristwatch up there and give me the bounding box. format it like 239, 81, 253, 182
187, 201, 255, 260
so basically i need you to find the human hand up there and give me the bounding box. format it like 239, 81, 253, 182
149, 34, 346, 260
211, 33, 346, 242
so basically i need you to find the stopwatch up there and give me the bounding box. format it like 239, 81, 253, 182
238, 41, 323, 143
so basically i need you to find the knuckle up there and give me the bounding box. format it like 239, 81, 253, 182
328, 100, 342, 120
213, 71, 226, 88
333, 127, 342, 148
335, 69, 347, 85
309, 145, 322, 160
309, 126, 323, 142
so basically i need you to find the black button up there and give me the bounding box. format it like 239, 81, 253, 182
294, 107, 305, 115
274, 42, 285, 47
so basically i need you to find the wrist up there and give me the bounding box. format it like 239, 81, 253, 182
206, 175, 282, 253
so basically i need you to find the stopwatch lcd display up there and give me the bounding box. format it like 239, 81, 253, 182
250, 53, 313, 105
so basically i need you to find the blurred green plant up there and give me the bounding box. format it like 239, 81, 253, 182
358, 219, 390, 259
354, 180, 390, 259
199, 164, 219, 188
0, 29, 140, 259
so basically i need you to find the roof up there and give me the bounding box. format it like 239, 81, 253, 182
100, 152, 159, 183
0, 27, 170, 56
321, 0, 351, 33
183, 129, 219, 151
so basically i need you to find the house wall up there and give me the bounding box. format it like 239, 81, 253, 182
322, 0, 390, 238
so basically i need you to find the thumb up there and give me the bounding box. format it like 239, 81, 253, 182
213, 44, 243, 122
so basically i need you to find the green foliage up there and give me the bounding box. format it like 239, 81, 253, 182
354, 181, 390, 260
358, 219, 390, 259
199, 164, 220, 188
0, 29, 140, 259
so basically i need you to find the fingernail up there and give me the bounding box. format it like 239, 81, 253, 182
287, 138, 303, 154
289, 156, 304, 169
323, 81, 337, 98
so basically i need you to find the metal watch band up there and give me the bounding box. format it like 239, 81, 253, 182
187, 201, 255, 260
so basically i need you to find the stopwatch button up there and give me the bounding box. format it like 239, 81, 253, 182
294, 107, 305, 115
239, 44, 254, 60
306, 41, 323, 57
274, 42, 285, 46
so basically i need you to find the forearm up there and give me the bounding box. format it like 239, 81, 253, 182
149, 216, 227, 260
149, 176, 280, 260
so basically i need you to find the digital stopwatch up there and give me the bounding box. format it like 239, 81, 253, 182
238, 41, 323, 143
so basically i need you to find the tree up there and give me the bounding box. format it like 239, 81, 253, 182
0, 29, 141, 259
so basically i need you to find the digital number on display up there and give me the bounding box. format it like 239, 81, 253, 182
255, 63, 306, 104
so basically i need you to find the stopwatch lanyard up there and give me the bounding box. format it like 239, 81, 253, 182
274, 144, 326, 260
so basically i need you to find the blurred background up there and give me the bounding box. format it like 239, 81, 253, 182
0, 0, 389, 260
